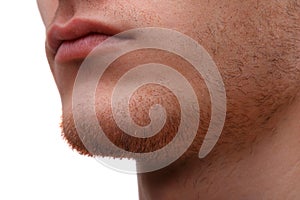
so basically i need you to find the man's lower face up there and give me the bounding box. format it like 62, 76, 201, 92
42, 0, 300, 170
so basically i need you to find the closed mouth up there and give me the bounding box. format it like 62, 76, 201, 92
46, 18, 125, 62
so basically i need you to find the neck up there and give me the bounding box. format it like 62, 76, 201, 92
137, 93, 300, 200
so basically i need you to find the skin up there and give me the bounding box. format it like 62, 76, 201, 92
37, 0, 300, 199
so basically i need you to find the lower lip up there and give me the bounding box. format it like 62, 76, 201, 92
55, 34, 112, 63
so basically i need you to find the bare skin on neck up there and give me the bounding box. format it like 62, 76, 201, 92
138, 93, 300, 200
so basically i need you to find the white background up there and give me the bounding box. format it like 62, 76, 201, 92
0, 1, 138, 199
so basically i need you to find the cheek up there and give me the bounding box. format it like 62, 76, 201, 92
37, 0, 58, 27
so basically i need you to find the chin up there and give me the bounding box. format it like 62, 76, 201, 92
58, 49, 212, 161
61, 83, 194, 159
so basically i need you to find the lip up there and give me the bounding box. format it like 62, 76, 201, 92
47, 18, 123, 62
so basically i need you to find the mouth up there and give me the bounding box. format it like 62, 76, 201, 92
47, 18, 123, 63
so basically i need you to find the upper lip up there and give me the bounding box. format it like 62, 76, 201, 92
46, 18, 122, 55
